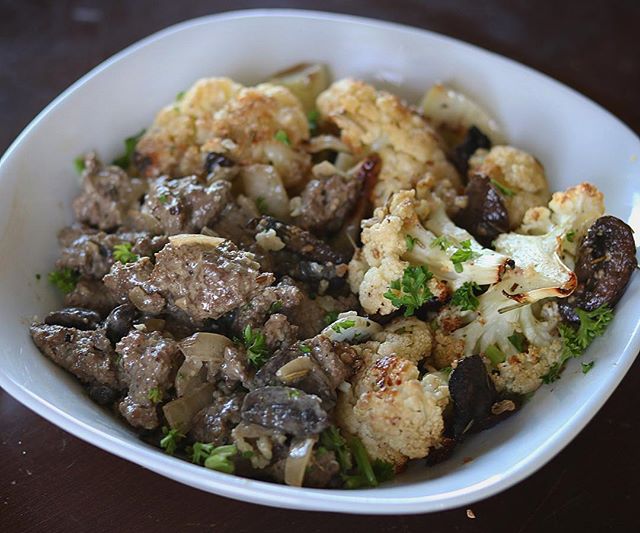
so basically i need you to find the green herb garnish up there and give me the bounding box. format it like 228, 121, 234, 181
112, 129, 145, 169
543, 306, 613, 383
508, 331, 527, 353
384, 265, 433, 317
490, 179, 515, 197
147, 387, 162, 404
242, 325, 270, 368
431, 235, 452, 251
158, 193, 169, 204
48, 267, 79, 294
160, 427, 184, 456
565, 230, 576, 243
485, 344, 506, 366
405, 234, 420, 252
320, 426, 352, 471
451, 282, 481, 311
307, 110, 320, 134
74, 156, 85, 174
268, 300, 283, 314
112, 242, 139, 264
323, 310, 339, 326
582, 361, 594, 374
450, 240, 480, 273
255, 196, 269, 215
299, 344, 311, 354
331, 319, 356, 333
175, 90, 186, 102
274, 129, 291, 146
191, 442, 237, 473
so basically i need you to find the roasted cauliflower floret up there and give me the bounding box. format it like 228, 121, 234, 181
317, 78, 460, 206
469, 145, 550, 228
372, 316, 433, 364
349, 189, 510, 315
136, 79, 311, 186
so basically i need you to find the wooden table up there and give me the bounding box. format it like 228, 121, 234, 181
1, 1, 639, 531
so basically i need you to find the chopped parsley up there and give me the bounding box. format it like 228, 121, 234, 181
112, 242, 139, 264
323, 310, 339, 326
320, 426, 352, 471
490, 179, 515, 197
35, 273, 41, 281
451, 282, 481, 311
307, 110, 320, 134
299, 344, 311, 354
485, 344, 506, 366
384, 265, 433, 317
582, 361, 595, 374
74, 156, 85, 174
288, 389, 301, 399
543, 306, 613, 383
565, 230, 576, 243
112, 129, 145, 169
255, 196, 269, 215
405, 234, 420, 252
48, 267, 79, 294
507, 331, 527, 353
242, 325, 270, 368
450, 240, 480, 273
431, 235, 452, 251
274, 129, 291, 146
332, 319, 356, 333
191, 442, 237, 473
268, 300, 283, 314
147, 387, 162, 404
175, 90, 186, 101
158, 193, 169, 204
160, 427, 184, 456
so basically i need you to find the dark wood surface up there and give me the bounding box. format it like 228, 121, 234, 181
1, 1, 639, 531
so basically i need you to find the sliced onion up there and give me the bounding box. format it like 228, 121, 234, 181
268, 63, 331, 113
162, 382, 215, 433
284, 437, 317, 487
276, 356, 313, 383
421, 83, 506, 146
168, 234, 225, 248
307, 135, 350, 154
241, 164, 290, 220
175, 333, 232, 397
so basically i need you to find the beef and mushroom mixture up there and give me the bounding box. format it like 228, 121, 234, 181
32, 64, 636, 488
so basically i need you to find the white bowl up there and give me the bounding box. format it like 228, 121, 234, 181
1, 9, 639, 515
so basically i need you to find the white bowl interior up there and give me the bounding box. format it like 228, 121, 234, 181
1, 10, 639, 514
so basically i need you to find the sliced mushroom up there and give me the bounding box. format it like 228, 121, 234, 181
284, 437, 317, 487
240, 386, 329, 437
448, 355, 497, 439
104, 304, 138, 344
44, 307, 102, 330
559, 216, 638, 323
453, 126, 492, 177
453, 174, 509, 247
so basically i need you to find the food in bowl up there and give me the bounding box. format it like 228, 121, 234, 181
30, 63, 637, 489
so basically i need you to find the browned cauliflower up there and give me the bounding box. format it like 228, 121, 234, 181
317, 79, 461, 206
468, 145, 550, 228
335, 320, 445, 469
136, 78, 310, 186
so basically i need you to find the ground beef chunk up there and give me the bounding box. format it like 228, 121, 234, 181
219, 344, 252, 391
72, 153, 146, 231
30, 324, 119, 388
209, 195, 259, 248
57, 225, 167, 279
189, 393, 244, 445
293, 173, 363, 236
140, 176, 232, 235
64, 279, 118, 316
103, 257, 165, 313
230, 278, 304, 335
262, 314, 300, 352
116, 330, 182, 429
149, 238, 273, 321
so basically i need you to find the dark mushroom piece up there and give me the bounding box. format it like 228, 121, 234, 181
453, 125, 492, 177
44, 307, 102, 330
87, 383, 120, 406
453, 174, 510, 248
240, 386, 329, 437
104, 304, 138, 345
447, 355, 497, 439
558, 215, 638, 323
